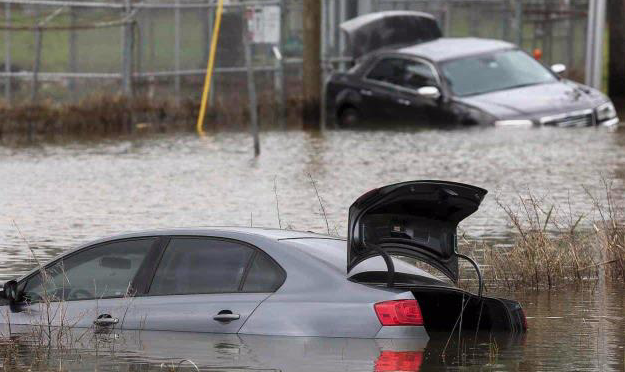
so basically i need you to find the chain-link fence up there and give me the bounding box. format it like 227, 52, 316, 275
0, 0, 590, 108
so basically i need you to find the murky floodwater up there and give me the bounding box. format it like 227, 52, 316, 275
1, 287, 623, 371
1, 125, 625, 371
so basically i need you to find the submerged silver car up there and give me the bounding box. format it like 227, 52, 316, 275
1, 181, 526, 339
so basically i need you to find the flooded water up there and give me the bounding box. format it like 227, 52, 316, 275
1, 287, 623, 371
1, 125, 625, 371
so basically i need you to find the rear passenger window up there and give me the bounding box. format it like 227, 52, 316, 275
242, 253, 285, 292
149, 238, 253, 295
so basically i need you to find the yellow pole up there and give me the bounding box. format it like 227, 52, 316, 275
196, 0, 225, 135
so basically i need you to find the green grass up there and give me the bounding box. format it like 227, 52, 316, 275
1, 8, 209, 73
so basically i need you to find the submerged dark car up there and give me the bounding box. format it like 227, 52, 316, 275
327, 11, 619, 128
1, 181, 526, 339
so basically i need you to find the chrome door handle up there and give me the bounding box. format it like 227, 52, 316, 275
397, 98, 411, 106
93, 315, 119, 327
360, 89, 373, 96
213, 313, 240, 322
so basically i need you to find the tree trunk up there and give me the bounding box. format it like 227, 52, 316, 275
302, 0, 322, 129
608, 0, 625, 98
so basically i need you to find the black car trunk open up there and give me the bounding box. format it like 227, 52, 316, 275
340, 11, 442, 60
348, 181, 526, 333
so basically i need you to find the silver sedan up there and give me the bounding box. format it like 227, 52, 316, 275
1, 181, 526, 339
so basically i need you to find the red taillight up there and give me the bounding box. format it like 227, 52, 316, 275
374, 300, 424, 326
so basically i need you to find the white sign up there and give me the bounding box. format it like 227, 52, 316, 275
248, 6, 281, 44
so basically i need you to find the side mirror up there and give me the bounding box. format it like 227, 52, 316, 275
416, 86, 441, 100
3, 280, 19, 304
551, 63, 566, 75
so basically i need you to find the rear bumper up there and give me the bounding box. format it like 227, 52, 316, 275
374, 325, 429, 340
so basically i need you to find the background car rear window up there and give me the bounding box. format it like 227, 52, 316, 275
149, 238, 254, 295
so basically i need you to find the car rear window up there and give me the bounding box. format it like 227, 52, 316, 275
242, 252, 285, 292
284, 238, 447, 283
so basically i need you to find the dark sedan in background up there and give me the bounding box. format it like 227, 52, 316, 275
326, 11, 619, 128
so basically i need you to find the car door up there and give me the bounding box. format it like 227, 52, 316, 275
360, 57, 413, 122
120, 237, 285, 334
8, 237, 159, 330
395, 58, 456, 125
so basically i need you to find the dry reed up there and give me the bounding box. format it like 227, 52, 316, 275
482, 181, 624, 290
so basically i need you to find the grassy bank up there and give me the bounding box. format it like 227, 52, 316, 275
479, 182, 624, 290
0, 91, 305, 139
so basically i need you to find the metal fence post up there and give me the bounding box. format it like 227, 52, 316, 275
338, 0, 347, 71
137, 10, 144, 86
69, 6, 78, 101
174, 0, 181, 104
244, 17, 260, 157
443, 0, 451, 36
4, 2, 11, 103
515, 0, 523, 47
502, 0, 510, 41
122, 0, 134, 96
275, 0, 286, 128
207, 3, 216, 107
200, 1, 209, 68
567, 2, 575, 70
543, 2, 553, 65
469, 1, 478, 36
148, 9, 155, 63
320, 0, 328, 130
31, 27, 43, 103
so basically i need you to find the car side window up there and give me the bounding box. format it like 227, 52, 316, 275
242, 252, 285, 292
367, 57, 437, 90
400, 60, 438, 90
366, 58, 406, 86
148, 238, 254, 295
22, 238, 156, 303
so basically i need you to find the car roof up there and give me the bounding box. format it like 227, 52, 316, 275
14, 227, 341, 281
95, 227, 337, 242
392, 37, 516, 62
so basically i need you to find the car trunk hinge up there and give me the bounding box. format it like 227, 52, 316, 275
365, 242, 395, 288
456, 253, 484, 298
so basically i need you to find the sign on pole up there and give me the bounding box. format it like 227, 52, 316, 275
247, 5, 281, 44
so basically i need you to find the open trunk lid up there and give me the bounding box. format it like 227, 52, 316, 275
347, 181, 487, 283
340, 11, 442, 60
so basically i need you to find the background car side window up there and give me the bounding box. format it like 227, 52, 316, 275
400, 60, 438, 90
366, 58, 406, 86
148, 238, 254, 295
242, 252, 285, 292
22, 238, 156, 302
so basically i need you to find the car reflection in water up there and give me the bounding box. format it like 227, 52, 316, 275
2, 325, 524, 371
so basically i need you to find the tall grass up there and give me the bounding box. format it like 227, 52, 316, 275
483, 181, 624, 290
